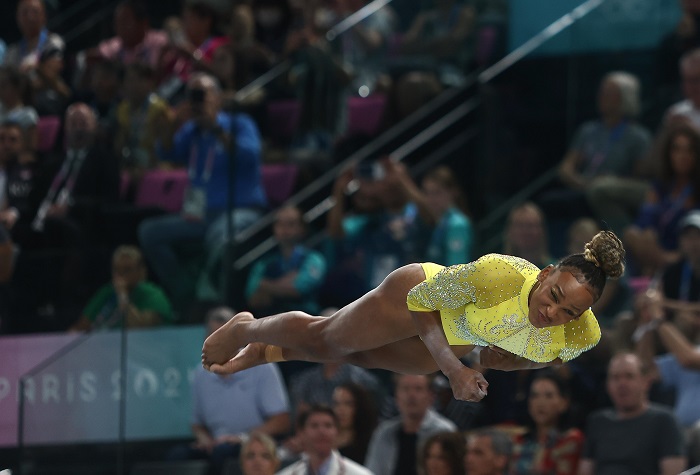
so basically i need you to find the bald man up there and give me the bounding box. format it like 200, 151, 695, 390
29, 102, 119, 244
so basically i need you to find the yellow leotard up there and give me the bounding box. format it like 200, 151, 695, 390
406, 254, 600, 363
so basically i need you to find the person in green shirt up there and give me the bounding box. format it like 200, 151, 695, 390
71, 245, 173, 330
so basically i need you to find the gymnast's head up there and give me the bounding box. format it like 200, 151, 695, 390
527, 230, 625, 328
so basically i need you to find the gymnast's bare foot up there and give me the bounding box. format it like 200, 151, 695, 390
202, 311, 255, 369
206, 342, 267, 375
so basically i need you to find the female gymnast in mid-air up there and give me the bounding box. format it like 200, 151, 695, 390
202, 231, 624, 402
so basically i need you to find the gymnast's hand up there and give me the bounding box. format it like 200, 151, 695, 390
479, 346, 526, 371
446, 366, 488, 402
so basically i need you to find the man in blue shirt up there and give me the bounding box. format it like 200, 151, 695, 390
139, 72, 267, 309
168, 307, 290, 473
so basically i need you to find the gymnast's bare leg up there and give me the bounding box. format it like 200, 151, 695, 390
202, 264, 466, 372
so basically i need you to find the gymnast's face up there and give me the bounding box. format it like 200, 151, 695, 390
527, 266, 595, 328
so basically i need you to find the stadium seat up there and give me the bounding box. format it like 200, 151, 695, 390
261, 163, 298, 207
346, 94, 386, 138
266, 99, 301, 142
134, 169, 189, 213
37, 115, 61, 153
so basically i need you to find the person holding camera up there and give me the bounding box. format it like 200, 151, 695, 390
321, 157, 428, 307
138, 72, 266, 310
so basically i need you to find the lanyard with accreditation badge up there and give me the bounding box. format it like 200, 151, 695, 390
182, 131, 218, 220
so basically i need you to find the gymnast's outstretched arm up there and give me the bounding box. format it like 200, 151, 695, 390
411, 310, 488, 401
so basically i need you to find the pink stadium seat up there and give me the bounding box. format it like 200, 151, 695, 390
266, 99, 301, 142
134, 169, 189, 213
347, 94, 386, 138
37, 115, 61, 153
261, 163, 298, 207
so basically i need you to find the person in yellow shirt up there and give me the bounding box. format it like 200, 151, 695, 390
114, 62, 171, 198
202, 231, 625, 402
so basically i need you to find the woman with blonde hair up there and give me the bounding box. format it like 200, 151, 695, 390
240, 432, 280, 475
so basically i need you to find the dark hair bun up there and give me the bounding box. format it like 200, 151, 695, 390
583, 231, 625, 278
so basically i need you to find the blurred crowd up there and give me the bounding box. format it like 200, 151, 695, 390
5, 0, 700, 474
0, 0, 507, 333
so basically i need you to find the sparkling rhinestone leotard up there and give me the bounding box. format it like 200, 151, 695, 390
406, 254, 600, 363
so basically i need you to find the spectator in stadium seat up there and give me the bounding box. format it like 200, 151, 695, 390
623, 122, 700, 276
30, 35, 71, 117
4, 0, 64, 72
364, 373, 457, 475
285, 3, 353, 156
28, 103, 119, 249
400, 0, 475, 73
332, 382, 378, 464
114, 62, 172, 198
287, 307, 383, 413
503, 202, 554, 270
391, 164, 472, 266
252, 0, 295, 61
577, 353, 686, 475
277, 405, 372, 475
246, 205, 326, 316
323, 158, 427, 307
419, 431, 466, 475
239, 433, 280, 475
665, 48, 700, 129
210, 4, 273, 102
76, 59, 123, 147
0, 66, 38, 150
655, 0, 700, 112
281, 336, 382, 463
636, 214, 700, 464
168, 307, 290, 475
0, 123, 18, 286
539, 72, 651, 235
464, 429, 513, 475
509, 370, 584, 475
96, 0, 168, 71
0, 121, 43, 250
158, 1, 229, 103
70, 245, 173, 331
138, 72, 266, 307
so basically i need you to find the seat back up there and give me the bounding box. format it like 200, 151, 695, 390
134, 169, 189, 212
347, 94, 387, 138
266, 99, 301, 142
37, 115, 61, 153
261, 163, 299, 207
